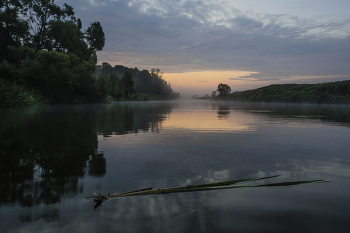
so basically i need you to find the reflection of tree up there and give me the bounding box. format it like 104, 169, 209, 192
217, 105, 230, 120
98, 102, 173, 136
0, 102, 173, 216
211, 102, 350, 126
18, 205, 60, 223
88, 153, 106, 177
0, 106, 99, 210
235, 102, 350, 126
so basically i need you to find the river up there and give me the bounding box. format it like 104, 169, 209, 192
1, 100, 350, 232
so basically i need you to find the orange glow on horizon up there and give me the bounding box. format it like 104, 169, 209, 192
163, 70, 258, 89
162, 70, 260, 95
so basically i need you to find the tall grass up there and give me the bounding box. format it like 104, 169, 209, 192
0, 78, 48, 107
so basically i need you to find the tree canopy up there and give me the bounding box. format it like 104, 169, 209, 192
0, 0, 106, 104
96, 63, 179, 99
217, 83, 231, 97
1, 0, 105, 59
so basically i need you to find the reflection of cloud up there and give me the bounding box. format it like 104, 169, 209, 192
294, 160, 350, 179
162, 109, 254, 132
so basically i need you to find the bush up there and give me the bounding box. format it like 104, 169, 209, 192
0, 78, 47, 107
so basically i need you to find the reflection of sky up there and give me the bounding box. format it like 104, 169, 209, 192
162, 109, 255, 132
2, 102, 350, 233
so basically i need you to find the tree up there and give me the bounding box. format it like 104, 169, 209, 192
0, 0, 106, 104
0, 0, 105, 57
109, 73, 123, 99
99, 62, 113, 75
0, 0, 29, 61
211, 91, 217, 98
85, 21, 105, 51
22, 0, 76, 52
95, 63, 179, 99
121, 71, 136, 97
217, 83, 231, 97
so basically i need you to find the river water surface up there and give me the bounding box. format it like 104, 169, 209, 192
1, 100, 350, 232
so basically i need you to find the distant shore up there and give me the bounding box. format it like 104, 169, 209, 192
208, 80, 350, 104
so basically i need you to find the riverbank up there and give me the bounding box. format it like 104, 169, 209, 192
215, 80, 350, 104
0, 78, 173, 108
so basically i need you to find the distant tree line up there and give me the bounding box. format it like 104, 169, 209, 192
193, 83, 231, 100
198, 81, 350, 104
95, 62, 180, 100
227, 81, 350, 104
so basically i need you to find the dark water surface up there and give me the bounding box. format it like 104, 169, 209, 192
1, 101, 350, 232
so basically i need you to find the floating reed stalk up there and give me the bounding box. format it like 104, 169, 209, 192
86, 175, 329, 209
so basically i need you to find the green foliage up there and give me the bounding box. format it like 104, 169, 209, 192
121, 71, 136, 97
96, 63, 180, 99
217, 83, 231, 97
85, 21, 105, 51
108, 73, 123, 99
0, 78, 47, 107
0, 0, 106, 106
225, 80, 350, 104
0, 0, 105, 56
47, 20, 91, 60
95, 72, 136, 102
1, 0, 177, 106
0, 46, 103, 103
94, 70, 175, 101
0, 0, 30, 60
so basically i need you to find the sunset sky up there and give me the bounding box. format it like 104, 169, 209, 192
57, 0, 350, 96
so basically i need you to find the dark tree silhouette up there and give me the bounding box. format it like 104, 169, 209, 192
217, 83, 231, 97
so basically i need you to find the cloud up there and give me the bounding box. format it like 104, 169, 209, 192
57, 0, 350, 89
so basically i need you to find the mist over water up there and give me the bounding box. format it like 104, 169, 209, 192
1, 101, 350, 233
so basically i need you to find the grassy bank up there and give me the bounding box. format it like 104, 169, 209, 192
0, 79, 48, 107
223, 80, 350, 104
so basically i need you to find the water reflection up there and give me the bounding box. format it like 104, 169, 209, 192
231, 102, 350, 127
1, 101, 350, 232
217, 104, 230, 120
161, 102, 254, 132
0, 102, 173, 211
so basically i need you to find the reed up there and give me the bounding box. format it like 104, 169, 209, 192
87, 175, 330, 209
0, 78, 48, 107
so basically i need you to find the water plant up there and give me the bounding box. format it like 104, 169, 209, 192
86, 175, 329, 209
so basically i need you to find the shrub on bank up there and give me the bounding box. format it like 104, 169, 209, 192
0, 78, 47, 107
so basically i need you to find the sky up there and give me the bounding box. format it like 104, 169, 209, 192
57, 0, 350, 96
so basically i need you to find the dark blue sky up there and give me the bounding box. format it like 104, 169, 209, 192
58, 0, 350, 95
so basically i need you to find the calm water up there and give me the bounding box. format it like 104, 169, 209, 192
1, 100, 350, 233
